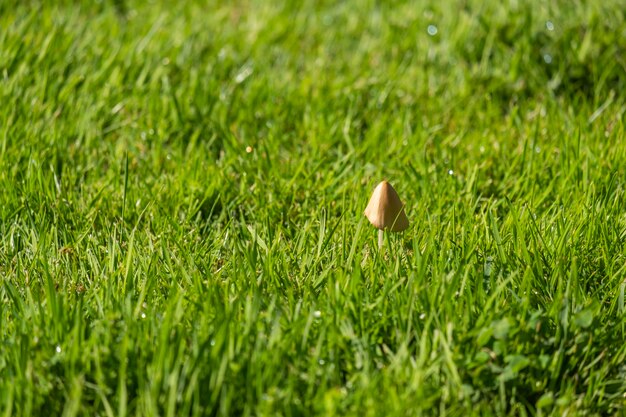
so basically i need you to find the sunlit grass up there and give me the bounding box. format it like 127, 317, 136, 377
1, 0, 625, 415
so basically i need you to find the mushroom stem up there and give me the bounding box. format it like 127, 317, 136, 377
378, 229, 384, 250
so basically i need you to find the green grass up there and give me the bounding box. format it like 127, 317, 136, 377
1, 0, 626, 415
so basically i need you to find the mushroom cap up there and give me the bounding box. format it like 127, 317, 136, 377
364, 181, 409, 232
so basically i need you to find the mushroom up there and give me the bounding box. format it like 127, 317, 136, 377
364, 180, 409, 249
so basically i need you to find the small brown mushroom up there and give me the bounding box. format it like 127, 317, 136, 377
364, 180, 409, 248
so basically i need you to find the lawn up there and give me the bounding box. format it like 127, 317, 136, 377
1, 0, 626, 415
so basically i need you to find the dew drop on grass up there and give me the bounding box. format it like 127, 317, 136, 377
210, 339, 216, 346
546, 21, 554, 31
484, 256, 493, 277
419, 313, 426, 320
313, 310, 322, 318
235, 66, 253, 84
55, 345, 61, 353
448, 169, 454, 175
141, 312, 146, 319
543, 54, 552, 64
318, 359, 325, 365
427, 25, 438, 36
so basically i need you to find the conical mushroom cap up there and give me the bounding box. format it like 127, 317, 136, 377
364, 181, 409, 232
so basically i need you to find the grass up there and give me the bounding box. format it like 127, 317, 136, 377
1, 0, 626, 415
